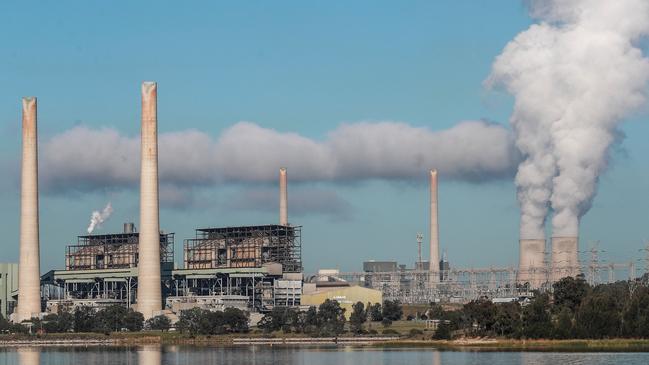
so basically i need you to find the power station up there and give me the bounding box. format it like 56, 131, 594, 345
8, 82, 642, 322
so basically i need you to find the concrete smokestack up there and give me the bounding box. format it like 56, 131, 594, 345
137, 82, 161, 319
518, 239, 546, 287
429, 169, 439, 283
279, 167, 288, 226
16, 97, 41, 322
551, 236, 580, 281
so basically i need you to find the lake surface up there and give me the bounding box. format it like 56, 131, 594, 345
1, 346, 648, 365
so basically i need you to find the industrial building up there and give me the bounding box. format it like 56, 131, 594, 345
0, 263, 18, 318
168, 224, 303, 312
302, 286, 382, 320
44, 223, 175, 314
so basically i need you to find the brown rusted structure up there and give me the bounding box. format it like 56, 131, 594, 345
184, 225, 301, 273
65, 228, 174, 271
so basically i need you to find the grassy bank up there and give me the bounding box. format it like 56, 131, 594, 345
3, 331, 649, 351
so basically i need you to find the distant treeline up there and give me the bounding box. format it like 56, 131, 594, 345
431, 275, 649, 340
0, 306, 248, 335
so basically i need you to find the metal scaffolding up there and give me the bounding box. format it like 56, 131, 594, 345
66, 232, 174, 270
184, 225, 302, 273
335, 262, 639, 304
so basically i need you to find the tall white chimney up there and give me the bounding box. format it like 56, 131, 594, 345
429, 169, 440, 283
16, 97, 41, 322
279, 167, 288, 226
137, 82, 161, 319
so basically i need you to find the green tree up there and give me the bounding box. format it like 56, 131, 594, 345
433, 322, 452, 340
575, 291, 621, 338
493, 302, 522, 337
368, 303, 383, 321
223, 308, 249, 333
622, 286, 649, 337
349, 302, 366, 334
317, 299, 346, 336
94, 305, 129, 332
521, 293, 552, 339
73, 306, 96, 332
463, 299, 496, 336
304, 306, 319, 335
176, 307, 207, 335
382, 300, 403, 321
552, 275, 590, 313
123, 310, 144, 332
146, 315, 172, 331
553, 307, 573, 339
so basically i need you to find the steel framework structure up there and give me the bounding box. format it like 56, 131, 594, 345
184, 225, 302, 273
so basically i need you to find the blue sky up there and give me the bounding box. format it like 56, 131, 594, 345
0, 1, 647, 273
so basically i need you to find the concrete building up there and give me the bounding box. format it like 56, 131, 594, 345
0, 263, 18, 318
363, 261, 398, 273
301, 285, 382, 320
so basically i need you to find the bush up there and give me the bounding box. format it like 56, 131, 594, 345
409, 328, 423, 337
382, 328, 399, 335
433, 323, 452, 340
146, 315, 172, 331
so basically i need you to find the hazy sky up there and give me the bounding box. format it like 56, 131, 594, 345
0, 1, 647, 273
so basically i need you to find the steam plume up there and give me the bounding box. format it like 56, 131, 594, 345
87, 202, 113, 233
487, 0, 649, 238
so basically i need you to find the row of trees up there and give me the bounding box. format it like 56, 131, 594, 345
175, 307, 249, 335
432, 275, 649, 339
258, 299, 403, 336
2, 305, 172, 334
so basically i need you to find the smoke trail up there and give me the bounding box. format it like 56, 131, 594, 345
487, 0, 649, 238
87, 202, 113, 233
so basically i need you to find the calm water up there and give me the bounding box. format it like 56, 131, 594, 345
1, 346, 648, 365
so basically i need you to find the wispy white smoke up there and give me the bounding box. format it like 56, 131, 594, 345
487, 0, 649, 238
87, 202, 113, 233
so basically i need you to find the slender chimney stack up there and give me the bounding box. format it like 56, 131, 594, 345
279, 167, 288, 226
518, 239, 546, 287
429, 169, 440, 283
551, 236, 579, 281
16, 97, 41, 322
137, 82, 161, 319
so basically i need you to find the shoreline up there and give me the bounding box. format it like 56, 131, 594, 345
2, 334, 649, 352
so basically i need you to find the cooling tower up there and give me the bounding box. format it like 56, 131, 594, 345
279, 167, 288, 226
518, 239, 546, 287
16, 97, 41, 322
137, 82, 161, 319
429, 169, 440, 283
551, 236, 580, 281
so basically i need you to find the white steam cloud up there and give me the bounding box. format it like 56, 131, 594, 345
38, 120, 519, 199
487, 0, 649, 238
87, 202, 113, 233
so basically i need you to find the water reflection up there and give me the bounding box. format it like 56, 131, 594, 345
17, 348, 39, 365
5, 346, 649, 365
138, 346, 162, 365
